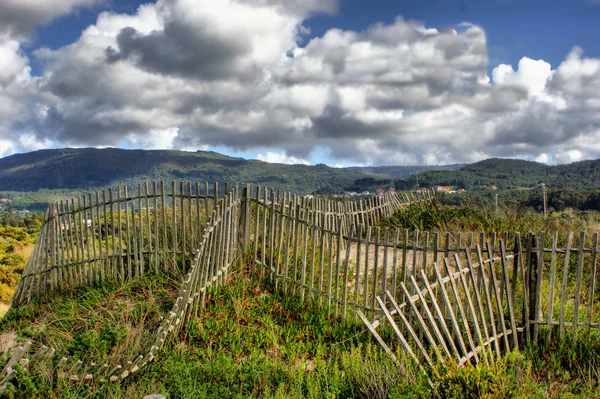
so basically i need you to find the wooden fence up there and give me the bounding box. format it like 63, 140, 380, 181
2, 182, 427, 392
5, 180, 598, 392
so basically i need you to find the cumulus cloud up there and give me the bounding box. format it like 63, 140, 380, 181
492, 57, 553, 97
17, 132, 54, 152
0, 0, 102, 38
0, 37, 30, 85
128, 127, 179, 150
0, 139, 15, 158
257, 151, 309, 165
0, 0, 600, 166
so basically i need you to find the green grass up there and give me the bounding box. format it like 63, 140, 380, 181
0, 270, 181, 368
382, 200, 595, 236
0, 271, 426, 398
5, 265, 600, 398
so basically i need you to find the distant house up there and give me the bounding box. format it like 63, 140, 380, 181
491, 185, 498, 190
435, 186, 452, 192
458, 188, 467, 193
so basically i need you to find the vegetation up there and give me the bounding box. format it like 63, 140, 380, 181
3, 269, 600, 398
0, 273, 425, 398
396, 158, 600, 191
347, 159, 600, 213
3, 150, 600, 212
4, 180, 600, 397
349, 164, 463, 179
382, 199, 598, 236
0, 148, 364, 201
0, 213, 43, 305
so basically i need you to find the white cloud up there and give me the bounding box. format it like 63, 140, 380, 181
128, 127, 179, 150
257, 151, 309, 165
0, 0, 599, 167
535, 153, 549, 164
0, 37, 29, 85
492, 57, 553, 97
0, 0, 102, 38
555, 149, 584, 163
17, 132, 54, 152
0, 139, 15, 158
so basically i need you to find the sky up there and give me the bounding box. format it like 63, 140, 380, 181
1, 0, 599, 167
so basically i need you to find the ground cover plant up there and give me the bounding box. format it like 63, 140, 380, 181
4, 200, 600, 398
382, 199, 599, 237
4, 266, 600, 398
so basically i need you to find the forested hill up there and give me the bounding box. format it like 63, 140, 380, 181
349, 164, 464, 178
397, 158, 600, 190
0, 148, 364, 194
2, 149, 600, 197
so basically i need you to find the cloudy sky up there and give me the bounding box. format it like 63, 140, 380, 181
1, 0, 599, 166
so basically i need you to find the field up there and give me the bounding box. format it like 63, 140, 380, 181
3, 268, 600, 398
2, 199, 600, 398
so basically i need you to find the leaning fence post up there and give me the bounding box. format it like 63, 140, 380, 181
239, 184, 251, 256
527, 233, 541, 344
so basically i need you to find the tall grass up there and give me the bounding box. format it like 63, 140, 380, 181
383, 200, 596, 236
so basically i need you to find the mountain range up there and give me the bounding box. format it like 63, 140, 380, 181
1, 149, 600, 203
0, 148, 456, 194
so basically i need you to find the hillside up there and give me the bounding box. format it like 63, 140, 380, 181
3, 149, 600, 212
350, 164, 464, 178
0, 148, 364, 194
393, 158, 600, 191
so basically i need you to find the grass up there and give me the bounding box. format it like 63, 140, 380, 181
0, 270, 181, 369
0, 271, 426, 398
4, 265, 600, 398
382, 200, 597, 237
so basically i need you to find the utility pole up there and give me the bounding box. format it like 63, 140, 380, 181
541, 183, 547, 219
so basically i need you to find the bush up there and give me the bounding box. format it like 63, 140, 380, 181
435, 351, 536, 399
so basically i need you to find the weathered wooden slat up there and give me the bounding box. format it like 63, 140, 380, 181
147, 182, 154, 273
117, 187, 124, 281
403, 279, 450, 358
422, 269, 462, 359
586, 233, 599, 340
485, 242, 510, 352
475, 245, 501, 357
102, 190, 109, 282
546, 232, 559, 345
154, 182, 160, 273
172, 181, 177, 270
559, 233, 574, 339
109, 188, 117, 281
124, 186, 132, 279
139, 183, 145, 276
341, 224, 355, 319
500, 240, 519, 350
573, 232, 586, 345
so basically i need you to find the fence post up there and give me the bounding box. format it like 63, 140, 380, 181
527, 233, 540, 344
239, 184, 251, 256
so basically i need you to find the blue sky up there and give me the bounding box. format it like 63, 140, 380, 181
1, 0, 600, 166
311, 0, 600, 69
29, 0, 600, 75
